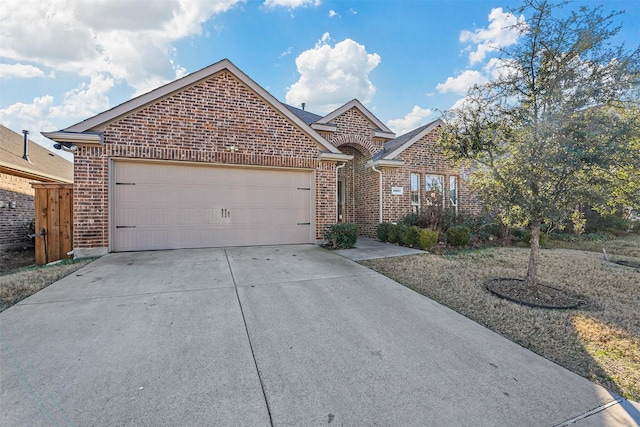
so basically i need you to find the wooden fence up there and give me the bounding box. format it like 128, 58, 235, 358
31, 182, 73, 265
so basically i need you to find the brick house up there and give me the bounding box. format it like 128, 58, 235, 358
43, 59, 479, 257
0, 125, 73, 250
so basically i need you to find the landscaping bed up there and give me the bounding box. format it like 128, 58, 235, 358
360, 238, 640, 401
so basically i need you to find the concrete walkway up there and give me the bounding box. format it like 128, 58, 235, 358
1, 245, 639, 426
334, 236, 424, 260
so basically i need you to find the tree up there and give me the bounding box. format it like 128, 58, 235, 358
440, 0, 640, 288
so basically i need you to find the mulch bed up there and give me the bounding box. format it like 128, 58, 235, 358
486, 277, 583, 309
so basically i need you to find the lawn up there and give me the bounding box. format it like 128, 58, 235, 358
360, 234, 640, 401
0, 248, 94, 312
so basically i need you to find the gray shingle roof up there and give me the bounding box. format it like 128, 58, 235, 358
373, 120, 439, 160
0, 125, 73, 182
283, 104, 323, 125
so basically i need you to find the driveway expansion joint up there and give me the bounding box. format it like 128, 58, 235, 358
552, 397, 626, 426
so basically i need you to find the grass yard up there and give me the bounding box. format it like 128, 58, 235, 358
360, 234, 640, 401
0, 249, 94, 312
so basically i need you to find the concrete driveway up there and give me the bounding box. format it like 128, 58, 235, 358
1, 245, 638, 426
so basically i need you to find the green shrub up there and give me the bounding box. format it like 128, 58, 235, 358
400, 225, 420, 247
376, 222, 394, 242
418, 229, 439, 249
447, 225, 471, 247
324, 223, 358, 249
387, 224, 400, 244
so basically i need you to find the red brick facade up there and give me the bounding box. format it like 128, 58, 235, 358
0, 173, 36, 248
71, 70, 339, 250
57, 61, 481, 252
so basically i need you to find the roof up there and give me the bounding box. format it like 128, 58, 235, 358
44, 59, 341, 155
374, 119, 442, 160
283, 104, 323, 125
0, 125, 73, 183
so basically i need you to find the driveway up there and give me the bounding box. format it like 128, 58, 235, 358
1, 245, 638, 426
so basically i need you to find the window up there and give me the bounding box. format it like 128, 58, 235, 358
410, 173, 420, 213
424, 174, 444, 206
449, 176, 458, 212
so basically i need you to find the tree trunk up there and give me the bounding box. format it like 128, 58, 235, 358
526, 220, 541, 288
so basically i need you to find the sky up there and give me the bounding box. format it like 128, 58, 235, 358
1, 0, 639, 160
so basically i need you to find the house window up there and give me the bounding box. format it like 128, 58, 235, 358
425, 174, 444, 206
450, 176, 458, 211
411, 173, 420, 213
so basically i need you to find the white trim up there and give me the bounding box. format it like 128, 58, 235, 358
374, 130, 396, 139
383, 119, 442, 160
311, 123, 337, 132
0, 164, 73, 184
366, 159, 404, 169
40, 131, 102, 145
320, 152, 354, 162
317, 99, 393, 133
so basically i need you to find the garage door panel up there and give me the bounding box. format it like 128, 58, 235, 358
113, 162, 313, 251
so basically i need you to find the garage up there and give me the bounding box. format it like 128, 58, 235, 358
112, 161, 313, 251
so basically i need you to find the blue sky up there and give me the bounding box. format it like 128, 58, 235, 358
1, 0, 639, 159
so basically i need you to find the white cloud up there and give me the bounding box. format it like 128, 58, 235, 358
0, 63, 46, 79
263, 0, 321, 8
286, 33, 381, 114
460, 7, 524, 65
329, 9, 338, 18
0, 0, 243, 94
387, 106, 434, 136
279, 47, 294, 58
436, 70, 488, 95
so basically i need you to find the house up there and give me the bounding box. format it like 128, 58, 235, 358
0, 126, 73, 250
43, 59, 479, 257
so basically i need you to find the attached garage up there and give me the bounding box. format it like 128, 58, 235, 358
112, 161, 314, 251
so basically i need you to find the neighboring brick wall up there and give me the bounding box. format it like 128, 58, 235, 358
0, 173, 36, 247
73, 70, 335, 249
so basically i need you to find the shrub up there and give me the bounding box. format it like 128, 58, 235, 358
387, 224, 400, 244
447, 225, 471, 247
376, 222, 394, 242
324, 223, 358, 249
400, 225, 420, 247
418, 228, 438, 249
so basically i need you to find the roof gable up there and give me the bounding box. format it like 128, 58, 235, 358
47, 59, 340, 154
316, 99, 394, 134
0, 126, 73, 182
375, 119, 442, 160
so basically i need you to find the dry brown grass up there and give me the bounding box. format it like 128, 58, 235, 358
0, 258, 94, 312
546, 233, 640, 258
360, 241, 640, 400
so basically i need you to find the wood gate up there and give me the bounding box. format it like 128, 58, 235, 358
31, 182, 73, 265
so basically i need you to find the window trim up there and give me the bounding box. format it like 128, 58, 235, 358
449, 175, 458, 212
424, 174, 445, 206
410, 173, 420, 212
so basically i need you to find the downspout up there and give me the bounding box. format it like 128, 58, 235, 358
371, 164, 383, 224
335, 162, 346, 222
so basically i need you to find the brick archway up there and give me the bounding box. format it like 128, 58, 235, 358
332, 134, 377, 157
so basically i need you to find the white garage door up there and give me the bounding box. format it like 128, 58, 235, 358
112, 161, 313, 251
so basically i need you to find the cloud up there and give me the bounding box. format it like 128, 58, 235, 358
460, 7, 524, 65
387, 106, 434, 135
0, 0, 244, 94
436, 70, 488, 95
263, 0, 321, 8
279, 47, 294, 58
286, 33, 381, 114
0, 63, 45, 79
329, 9, 338, 18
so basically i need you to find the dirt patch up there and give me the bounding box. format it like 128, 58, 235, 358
0, 247, 36, 275
486, 278, 583, 309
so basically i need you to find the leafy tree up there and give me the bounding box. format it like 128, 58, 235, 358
441, 0, 640, 287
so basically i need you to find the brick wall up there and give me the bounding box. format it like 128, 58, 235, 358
73, 70, 336, 249
0, 173, 36, 247
384, 127, 482, 224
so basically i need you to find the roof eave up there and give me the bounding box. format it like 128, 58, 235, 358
320, 152, 354, 162
382, 119, 442, 160
0, 164, 73, 183
41, 131, 103, 145
366, 159, 405, 169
